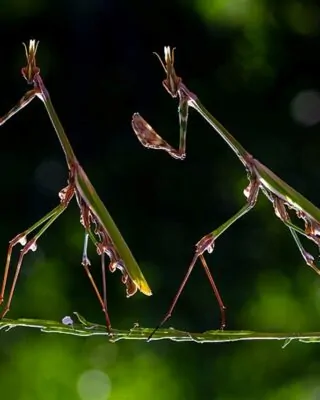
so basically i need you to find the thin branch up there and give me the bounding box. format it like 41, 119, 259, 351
0, 313, 319, 345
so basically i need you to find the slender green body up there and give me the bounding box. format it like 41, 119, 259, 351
40, 77, 151, 296
192, 97, 320, 222
253, 159, 320, 223
191, 97, 320, 222
190, 98, 249, 164
75, 165, 151, 295
42, 95, 77, 168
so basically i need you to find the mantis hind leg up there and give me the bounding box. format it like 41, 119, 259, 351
131, 92, 189, 160
148, 176, 260, 341
0, 183, 74, 318
81, 228, 112, 331
0, 203, 69, 318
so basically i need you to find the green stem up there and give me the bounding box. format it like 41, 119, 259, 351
0, 314, 320, 345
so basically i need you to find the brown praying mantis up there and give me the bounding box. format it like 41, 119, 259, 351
0, 40, 152, 330
132, 46, 320, 337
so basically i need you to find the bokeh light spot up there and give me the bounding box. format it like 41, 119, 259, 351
0, 0, 45, 19
89, 343, 118, 368
194, 0, 265, 27
77, 369, 112, 400
285, 2, 320, 36
290, 90, 320, 127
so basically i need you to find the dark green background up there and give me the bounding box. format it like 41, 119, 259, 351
1, 0, 320, 399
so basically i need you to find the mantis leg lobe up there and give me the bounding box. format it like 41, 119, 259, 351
272, 196, 320, 275
195, 234, 215, 254
290, 228, 320, 275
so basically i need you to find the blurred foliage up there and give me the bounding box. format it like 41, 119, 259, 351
1, 0, 320, 399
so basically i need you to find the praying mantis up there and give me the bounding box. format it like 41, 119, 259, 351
132, 46, 320, 336
0, 40, 152, 330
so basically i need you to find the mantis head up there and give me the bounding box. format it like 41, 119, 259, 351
154, 46, 182, 98
21, 39, 40, 84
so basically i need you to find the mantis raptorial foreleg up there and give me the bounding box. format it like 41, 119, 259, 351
132, 113, 185, 160
0, 90, 37, 125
